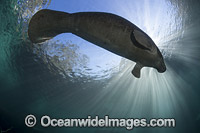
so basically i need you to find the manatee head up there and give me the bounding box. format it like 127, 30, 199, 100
152, 47, 166, 73
131, 29, 166, 75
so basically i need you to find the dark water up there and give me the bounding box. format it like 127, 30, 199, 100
0, 0, 200, 133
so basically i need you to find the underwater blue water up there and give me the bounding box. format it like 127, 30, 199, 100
0, 0, 200, 132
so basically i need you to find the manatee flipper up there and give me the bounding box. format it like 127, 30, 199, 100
132, 63, 143, 78
131, 29, 155, 52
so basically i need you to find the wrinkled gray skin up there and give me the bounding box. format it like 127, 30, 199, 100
28, 9, 166, 78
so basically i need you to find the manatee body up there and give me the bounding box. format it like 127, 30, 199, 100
28, 9, 166, 78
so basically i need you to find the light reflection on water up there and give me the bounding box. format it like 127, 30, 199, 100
33, 38, 122, 80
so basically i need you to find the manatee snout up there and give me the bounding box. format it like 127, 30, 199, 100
156, 60, 166, 73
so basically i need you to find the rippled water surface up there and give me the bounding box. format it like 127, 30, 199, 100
0, 0, 200, 132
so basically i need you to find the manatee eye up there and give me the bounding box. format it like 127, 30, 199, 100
130, 29, 153, 51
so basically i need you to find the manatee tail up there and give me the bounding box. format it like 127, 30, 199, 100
28, 9, 72, 43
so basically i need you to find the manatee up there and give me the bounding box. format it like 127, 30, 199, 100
28, 9, 166, 78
